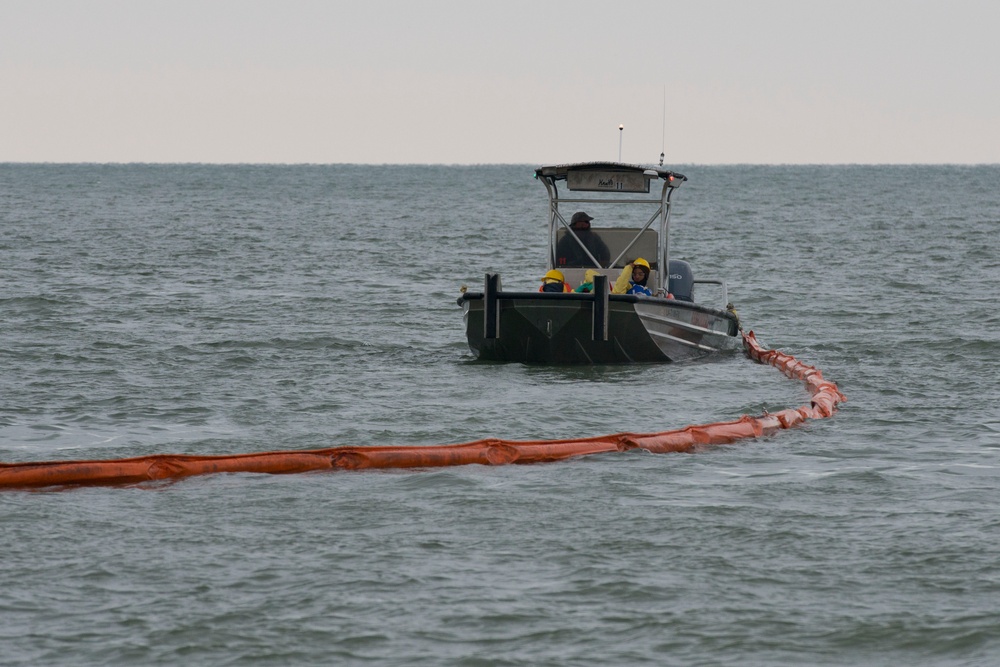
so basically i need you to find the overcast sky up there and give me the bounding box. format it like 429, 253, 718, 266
2, 0, 997, 164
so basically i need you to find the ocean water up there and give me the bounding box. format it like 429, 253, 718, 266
2, 163, 999, 666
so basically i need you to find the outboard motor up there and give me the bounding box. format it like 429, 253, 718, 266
667, 259, 695, 302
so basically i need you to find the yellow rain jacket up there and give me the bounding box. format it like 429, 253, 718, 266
613, 263, 651, 295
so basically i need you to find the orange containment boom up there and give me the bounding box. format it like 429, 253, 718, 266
1, 331, 845, 490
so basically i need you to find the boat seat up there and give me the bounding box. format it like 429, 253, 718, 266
557, 260, 694, 299
559, 268, 617, 292
559, 267, 662, 294
555, 228, 659, 269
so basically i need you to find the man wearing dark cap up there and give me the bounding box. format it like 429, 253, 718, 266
555, 211, 611, 268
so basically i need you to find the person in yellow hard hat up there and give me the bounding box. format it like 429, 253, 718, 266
573, 269, 605, 293
539, 269, 572, 293
613, 258, 653, 296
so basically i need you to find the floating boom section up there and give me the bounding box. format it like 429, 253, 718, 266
0, 331, 844, 491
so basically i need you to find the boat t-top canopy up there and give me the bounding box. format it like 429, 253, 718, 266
535, 162, 686, 193
535, 162, 688, 289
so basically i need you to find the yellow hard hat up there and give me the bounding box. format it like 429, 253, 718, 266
541, 269, 565, 282
632, 258, 651, 270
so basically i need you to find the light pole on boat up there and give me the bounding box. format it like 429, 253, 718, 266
618, 124, 624, 162
660, 83, 666, 167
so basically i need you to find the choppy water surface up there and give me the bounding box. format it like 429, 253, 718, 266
2, 163, 999, 666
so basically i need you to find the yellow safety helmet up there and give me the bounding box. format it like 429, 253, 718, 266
541, 269, 565, 282
632, 258, 651, 271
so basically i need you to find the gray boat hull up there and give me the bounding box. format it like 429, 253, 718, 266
459, 291, 740, 364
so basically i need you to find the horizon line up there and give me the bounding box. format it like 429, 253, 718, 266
3, 161, 999, 168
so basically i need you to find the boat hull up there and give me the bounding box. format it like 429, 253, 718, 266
459, 291, 740, 364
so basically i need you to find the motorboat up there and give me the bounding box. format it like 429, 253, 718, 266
457, 162, 741, 363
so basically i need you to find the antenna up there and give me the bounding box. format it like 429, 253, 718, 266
659, 85, 666, 167
618, 124, 624, 162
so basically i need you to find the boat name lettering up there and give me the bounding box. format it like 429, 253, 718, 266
566, 171, 650, 193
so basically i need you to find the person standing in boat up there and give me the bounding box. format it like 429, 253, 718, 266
613, 258, 653, 296
539, 269, 572, 293
555, 211, 611, 268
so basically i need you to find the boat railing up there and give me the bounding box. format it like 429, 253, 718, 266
693, 279, 729, 309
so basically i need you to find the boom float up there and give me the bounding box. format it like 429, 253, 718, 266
1, 331, 845, 490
